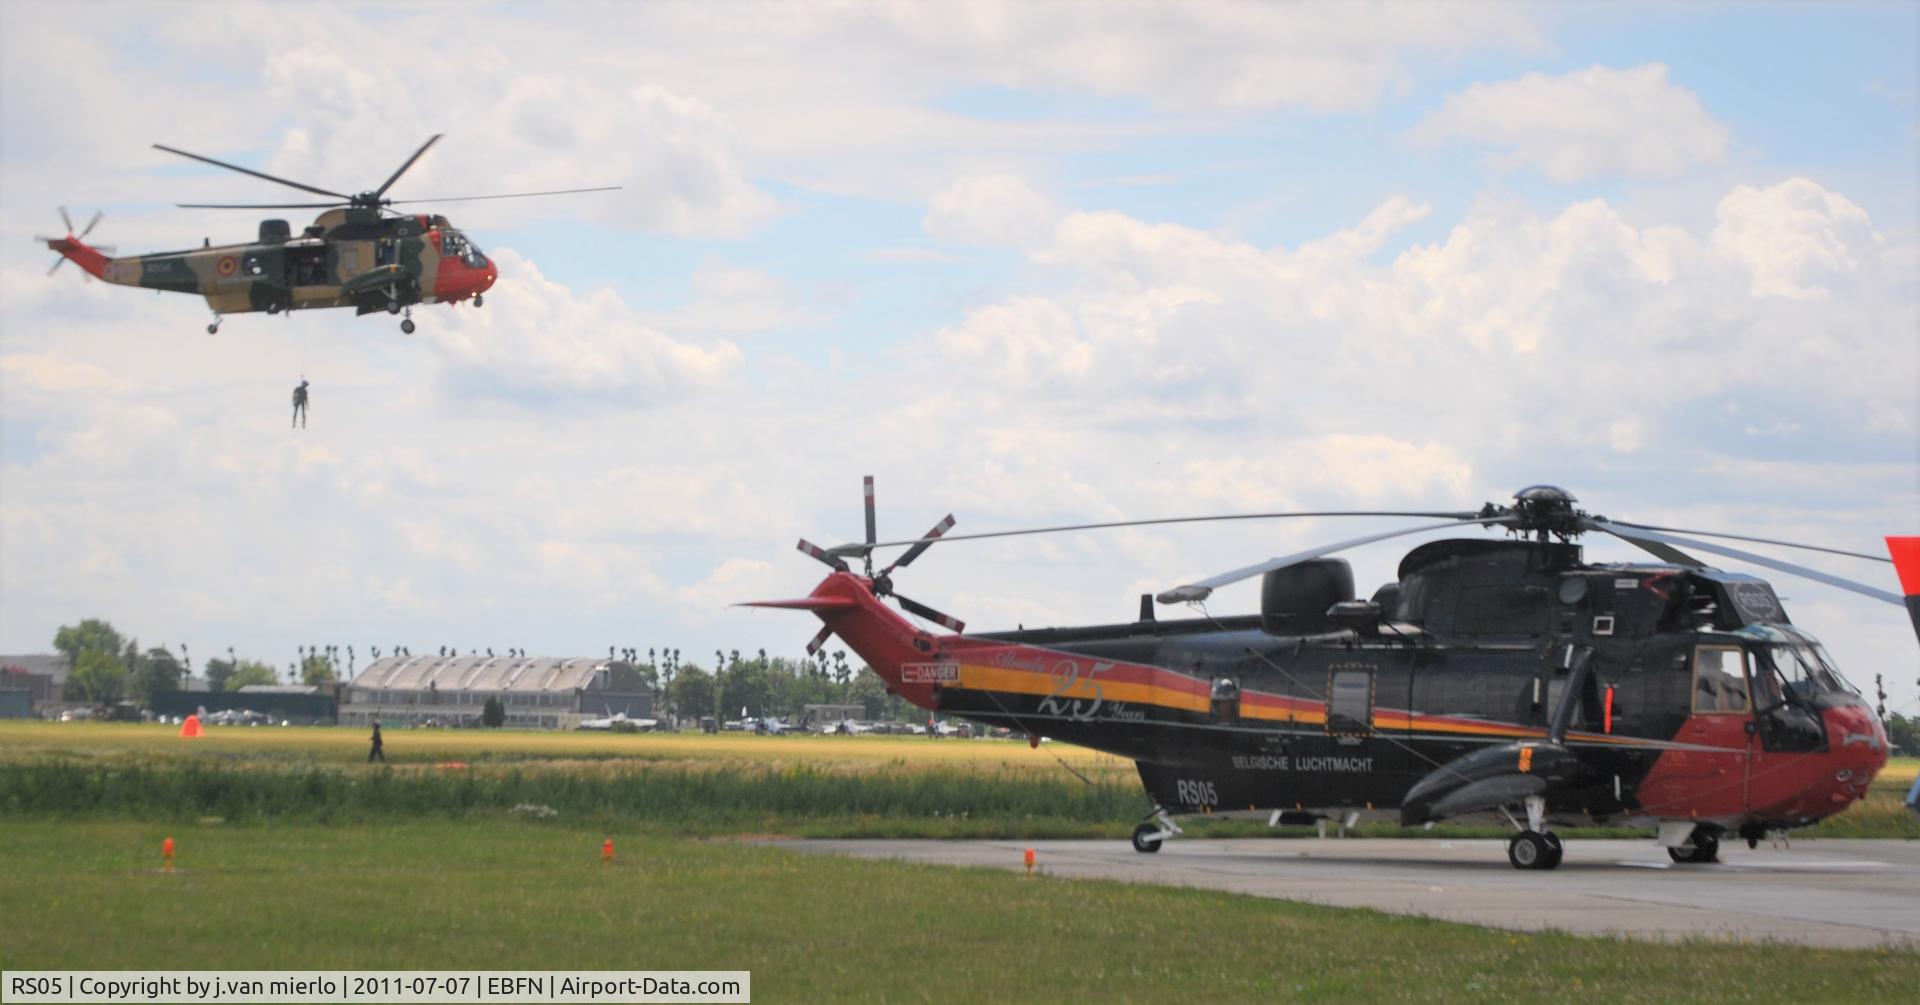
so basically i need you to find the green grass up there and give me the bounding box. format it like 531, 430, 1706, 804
1, 819, 1914, 1003
2, 724, 1912, 840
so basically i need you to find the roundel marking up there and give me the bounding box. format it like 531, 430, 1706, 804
216, 255, 237, 277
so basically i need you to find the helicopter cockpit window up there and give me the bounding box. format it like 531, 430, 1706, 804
441, 230, 486, 268
1690, 645, 1751, 714
1755, 645, 1844, 705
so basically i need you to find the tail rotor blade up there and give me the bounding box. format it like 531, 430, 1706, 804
797, 539, 850, 573
79, 211, 102, 239
805, 625, 834, 656
863, 476, 877, 547
884, 514, 955, 576
58, 206, 73, 234
894, 593, 965, 633
47, 258, 64, 277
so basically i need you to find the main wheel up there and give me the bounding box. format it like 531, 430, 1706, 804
1668, 831, 1720, 864
1131, 822, 1163, 854
206, 323, 218, 335
400, 319, 416, 335
1542, 832, 1564, 869
387, 300, 402, 315
473, 294, 484, 308
1507, 831, 1551, 870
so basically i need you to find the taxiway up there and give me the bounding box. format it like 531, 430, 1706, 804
784, 837, 1920, 949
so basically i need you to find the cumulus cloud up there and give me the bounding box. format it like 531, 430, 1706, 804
1409, 64, 1730, 181
924, 174, 1056, 247
424, 249, 743, 398
1712, 178, 1882, 299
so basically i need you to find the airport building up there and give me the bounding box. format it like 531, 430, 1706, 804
341, 655, 653, 729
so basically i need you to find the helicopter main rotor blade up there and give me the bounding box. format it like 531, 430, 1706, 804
175, 201, 349, 210
384, 186, 623, 205
797, 538, 850, 574
893, 593, 965, 633
153, 143, 352, 201
1591, 523, 1900, 605
883, 514, 956, 577
832, 509, 1486, 560
1157, 516, 1516, 605
1597, 519, 1891, 564
1582, 517, 1704, 568
371, 134, 442, 201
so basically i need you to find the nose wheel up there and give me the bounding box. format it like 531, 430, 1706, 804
473, 294, 484, 308
207, 312, 221, 335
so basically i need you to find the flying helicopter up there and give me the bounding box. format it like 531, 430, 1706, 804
38, 136, 617, 334
748, 479, 1916, 871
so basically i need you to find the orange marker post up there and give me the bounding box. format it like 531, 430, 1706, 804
602, 838, 614, 864
162, 836, 175, 873
1024, 847, 1035, 879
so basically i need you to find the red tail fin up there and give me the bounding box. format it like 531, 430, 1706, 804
45, 235, 110, 279
1889, 536, 1920, 645
742, 572, 951, 709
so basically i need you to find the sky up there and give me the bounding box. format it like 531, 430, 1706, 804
0, 2, 1914, 710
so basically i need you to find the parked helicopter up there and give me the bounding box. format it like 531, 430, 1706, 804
38, 135, 617, 334
749, 479, 1914, 870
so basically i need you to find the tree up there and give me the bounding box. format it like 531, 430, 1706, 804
300, 654, 337, 686
130, 647, 183, 705
203, 658, 237, 693
1885, 712, 1919, 755
227, 660, 278, 690
848, 671, 889, 720
53, 619, 125, 672
666, 665, 716, 721
482, 696, 505, 728
69, 648, 127, 704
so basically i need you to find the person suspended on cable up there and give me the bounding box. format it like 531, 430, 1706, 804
292, 377, 309, 428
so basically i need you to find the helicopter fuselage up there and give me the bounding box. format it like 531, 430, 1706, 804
50, 208, 496, 324
769, 537, 1889, 865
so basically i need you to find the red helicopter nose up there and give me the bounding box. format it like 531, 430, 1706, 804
1823, 702, 1890, 790
480, 258, 497, 293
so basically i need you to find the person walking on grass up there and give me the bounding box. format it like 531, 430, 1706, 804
368, 720, 384, 763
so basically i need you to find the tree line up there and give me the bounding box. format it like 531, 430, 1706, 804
48, 618, 919, 723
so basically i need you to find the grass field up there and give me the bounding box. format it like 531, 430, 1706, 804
2, 818, 1915, 1003
3, 723, 1912, 840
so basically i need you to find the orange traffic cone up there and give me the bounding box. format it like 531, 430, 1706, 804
1024, 847, 1035, 879
179, 714, 202, 738
602, 838, 614, 864
163, 836, 175, 873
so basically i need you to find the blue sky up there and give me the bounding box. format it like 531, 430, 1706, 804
0, 1, 1913, 711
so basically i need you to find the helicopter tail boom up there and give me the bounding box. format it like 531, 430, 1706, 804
740, 571, 951, 709
42, 235, 111, 280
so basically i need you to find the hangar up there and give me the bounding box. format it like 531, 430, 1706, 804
342, 655, 652, 729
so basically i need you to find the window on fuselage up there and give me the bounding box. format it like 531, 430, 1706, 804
1755, 645, 1843, 707
1327, 669, 1373, 734
1691, 645, 1751, 714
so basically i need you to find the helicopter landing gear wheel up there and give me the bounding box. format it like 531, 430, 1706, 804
207, 313, 221, 335
473, 294, 483, 308
1668, 829, 1720, 864
400, 318, 415, 335
1541, 831, 1564, 869
1131, 822, 1163, 854
1507, 831, 1558, 870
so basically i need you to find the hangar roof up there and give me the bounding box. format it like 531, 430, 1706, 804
349, 656, 623, 693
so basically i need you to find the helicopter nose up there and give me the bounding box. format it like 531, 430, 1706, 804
480, 258, 497, 293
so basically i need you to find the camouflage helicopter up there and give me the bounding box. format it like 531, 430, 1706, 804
750, 480, 1914, 871
39, 136, 616, 334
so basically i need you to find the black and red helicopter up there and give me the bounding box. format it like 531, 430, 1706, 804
749, 480, 1915, 870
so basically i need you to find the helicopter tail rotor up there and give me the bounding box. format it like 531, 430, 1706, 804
784, 477, 967, 635
37, 207, 113, 280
